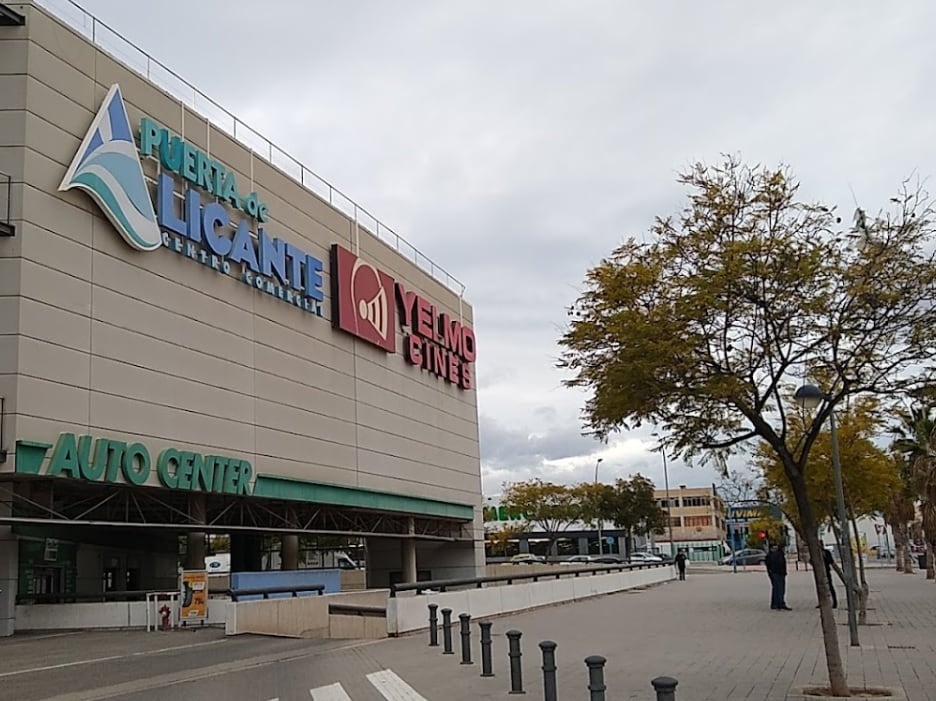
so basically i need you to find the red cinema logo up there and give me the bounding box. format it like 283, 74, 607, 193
331, 244, 396, 353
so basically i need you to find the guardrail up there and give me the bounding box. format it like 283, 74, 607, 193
328, 603, 387, 618
227, 584, 325, 602
34, 0, 465, 297
25, 589, 164, 603
390, 561, 669, 597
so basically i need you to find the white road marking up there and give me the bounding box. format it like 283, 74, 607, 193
366, 669, 429, 701
310, 682, 353, 701
0, 638, 226, 678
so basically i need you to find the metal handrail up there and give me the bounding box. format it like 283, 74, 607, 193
228, 584, 325, 601
389, 561, 669, 597
33, 0, 466, 297
328, 603, 387, 617
24, 589, 159, 603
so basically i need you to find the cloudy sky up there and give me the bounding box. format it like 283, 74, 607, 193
61, 0, 936, 495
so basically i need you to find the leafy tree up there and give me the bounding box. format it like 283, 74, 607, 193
485, 521, 529, 557
882, 451, 919, 573
501, 479, 580, 560
744, 514, 786, 548
603, 475, 666, 557
559, 157, 936, 695
890, 393, 936, 579
757, 398, 897, 529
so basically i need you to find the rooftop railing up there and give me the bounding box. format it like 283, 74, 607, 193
34, 0, 466, 297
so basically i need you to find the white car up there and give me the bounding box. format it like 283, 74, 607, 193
559, 555, 595, 565
628, 552, 664, 563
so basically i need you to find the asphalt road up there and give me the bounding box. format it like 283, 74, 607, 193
0, 628, 376, 701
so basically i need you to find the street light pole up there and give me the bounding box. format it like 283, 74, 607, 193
594, 458, 604, 556
662, 447, 674, 557
794, 384, 859, 647
829, 408, 860, 647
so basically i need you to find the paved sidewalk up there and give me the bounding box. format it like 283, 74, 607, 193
363, 566, 936, 701
4, 566, 934, 700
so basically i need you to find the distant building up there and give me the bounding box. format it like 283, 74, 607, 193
653, 485, 727, 561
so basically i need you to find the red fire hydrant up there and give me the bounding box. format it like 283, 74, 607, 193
159, 604, 171, 631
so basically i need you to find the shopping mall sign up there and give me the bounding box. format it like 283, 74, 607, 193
58, 84, 476, 389
331, 244, 477, 390
15, 433, 252, 495
59, 84, 325, 315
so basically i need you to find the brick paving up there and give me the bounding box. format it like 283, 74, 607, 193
366, 565, 936, 700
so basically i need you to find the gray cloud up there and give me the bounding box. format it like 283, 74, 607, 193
73, 0, 936, 495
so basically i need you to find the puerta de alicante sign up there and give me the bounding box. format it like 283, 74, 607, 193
58, 84, 475, 390
18, 433, 253, 495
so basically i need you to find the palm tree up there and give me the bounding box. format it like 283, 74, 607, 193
891, 398, 936, 579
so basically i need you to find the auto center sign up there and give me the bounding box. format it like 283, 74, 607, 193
60, 84, 476, 391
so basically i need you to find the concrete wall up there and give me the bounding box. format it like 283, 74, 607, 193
0, 1, 482, 525
15, 598, 230, 630
386, 566, 675, 635
225, 588, 389, 638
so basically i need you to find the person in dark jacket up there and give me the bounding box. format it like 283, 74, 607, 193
674, 550, 687, 580
765, 543, 791, 610
821, 547, 838, 609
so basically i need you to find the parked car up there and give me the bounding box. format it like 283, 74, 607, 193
510, 553, 546, 565
560, 555, 595, 565
628, 552, 663, 563
720, 549, 766, 566
592, 555, 624, 564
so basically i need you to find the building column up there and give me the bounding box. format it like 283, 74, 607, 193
281, 535, 299, 570
401, 517, 417, 584
185, 495, 206, 570
0, 526, 17, 637
230, 534, 263, 572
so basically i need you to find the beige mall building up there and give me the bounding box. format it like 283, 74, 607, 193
0, 1, 483, 635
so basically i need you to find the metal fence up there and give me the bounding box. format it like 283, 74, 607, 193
33, 0, 466, 297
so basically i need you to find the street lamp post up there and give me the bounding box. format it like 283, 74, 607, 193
661, 447, 674, 558
594, 458, 604, 556
794, 383, 860, 647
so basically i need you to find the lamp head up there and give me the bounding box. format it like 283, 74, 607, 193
793, 384, 826, 411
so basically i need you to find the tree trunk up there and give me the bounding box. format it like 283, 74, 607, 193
851, 516, 869, 625
892, 524, 911, 573
922, 503, 936, 580
903, 527, 915, 573
788, 473, 849, 696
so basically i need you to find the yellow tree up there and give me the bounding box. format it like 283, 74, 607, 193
501, 479, 581, 561
559, 158, 936, 695
757, 397, 899, 622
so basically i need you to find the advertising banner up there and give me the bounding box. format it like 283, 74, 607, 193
180, 570, 208, 621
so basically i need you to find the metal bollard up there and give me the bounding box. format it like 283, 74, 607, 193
540, 641, 558, 701
428, 604, 439, 647
651, 676, 678, 701
479, 621, 494, 677
459, 613, 473, 664
441, 608, 454, 654
506, 629, 525, 694
585, 655, 607, 701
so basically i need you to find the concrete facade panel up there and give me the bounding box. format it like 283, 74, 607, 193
3, 1, 482, 573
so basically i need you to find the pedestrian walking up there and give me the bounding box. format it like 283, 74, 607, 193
674, 549, 687, 581
821, 547, 838, 609
765, 543, 791, 610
